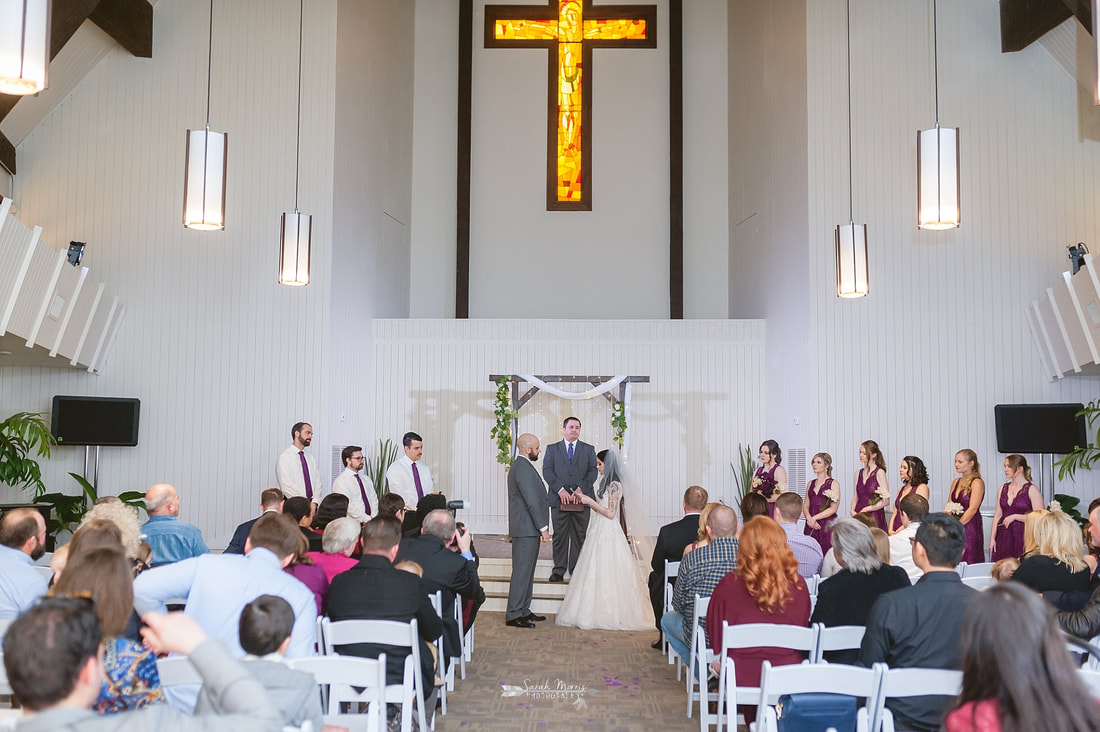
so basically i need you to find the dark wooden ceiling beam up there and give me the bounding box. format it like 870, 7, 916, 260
1001, 0, 1092, 53
89, 0, 154, 58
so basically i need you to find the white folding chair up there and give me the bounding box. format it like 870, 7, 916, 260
805, 574, 821, 596
315, 615, 325, 654
1078, 668, 1100, 699
31, 566, 52, 582
155, 656, 203, 686
428, 593, 451, 715
953, 562, 967, 576
453, 596, 469, 679
288, 654, 388, 732
665, 559, 681, 661
962, 562, 994, 578
752, 660, 879, 732
870, 665, 962, 732
960, 576, 996, 590
715, 622, 819, 732
812, 624, 865, 663
321, 618, 430, 732
1088, 636, 1100, 671
685, 594, 712, 724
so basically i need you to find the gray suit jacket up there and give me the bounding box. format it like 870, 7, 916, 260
509, 457, 549, 537
196, 657, 322, 731
542, 440, 598, 508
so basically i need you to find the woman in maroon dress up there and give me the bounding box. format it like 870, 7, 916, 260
990, 454, 1043, 562
706, 516, 810, 725
751, 440, 787, 518
803, 452, 840, 553
851, 440, 889, 530
949, 449, 986, 565
889, 456, 930, 535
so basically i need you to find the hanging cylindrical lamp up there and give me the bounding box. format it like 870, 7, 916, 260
278, 0, 311, 286
917, 0, 960, 230
183, 0, 227, 231
0, 0, 51, 96
835, 0, 868, 298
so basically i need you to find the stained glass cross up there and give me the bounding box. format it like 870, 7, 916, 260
485, 1, 656, 211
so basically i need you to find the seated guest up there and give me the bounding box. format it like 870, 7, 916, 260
378, 493, 407, 520
283, 496, 316, 549
52, 546, 163, 713
308, 516, 361, 582
683, 502, 720, 558
285, 534, 329, 616
1021, 509, 1047, 557
80, 500, 145, 568
397, 509, 486, 661
944, 582, 1100, 732
133, 513, 317, 712
195, 595, 323, 732
403, 494, 449, 539
888, 494, 929, 584
774, 492, 823, 577
648, 486, 708, 649
2, 598, 284, 730
705, 516, 810, 725
142, 484, 209, 566
991, 557, 1019, 582
738, 493, 769, 534
308, 494, 350, 553
870, 528, 891, 565
50, 543, 70, 585
69, 518, 124, 556
811, 519, 909, 663
225, 489, 284, 555
820, 512, 878, 578
1057, 503, 1100, 639
859, 513, 976, 732
327, 515, 442, 695
0, 507, 48, 618
1013, 509, 1093, 601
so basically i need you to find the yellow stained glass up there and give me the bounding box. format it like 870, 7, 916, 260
493, 1, 650, 205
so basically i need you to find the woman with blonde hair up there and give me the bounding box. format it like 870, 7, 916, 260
682, 502, 720, 558
1012, 510, 1094, 596
803, 452, 840, 552
949, 449, 986, 564
851, 440, 889, 530
889, 456, 930, 535
1022, 509, 1047, 556
990, 455, 1043, 562
706, 516, 810, 725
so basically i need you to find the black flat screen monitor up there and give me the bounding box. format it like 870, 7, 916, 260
994, 403, 1085, 455
51, 396, 140, 447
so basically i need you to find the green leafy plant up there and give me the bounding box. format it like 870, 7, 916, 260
1057, 399, 1100, 482
611, 401, 627, 447
364, 439, 401, 502
0, 411, 54, 498
730, 443, 757, 505
491, 377, 516, 468
37, 472, 145, 537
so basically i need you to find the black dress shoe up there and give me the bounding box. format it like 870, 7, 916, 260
506, 617, 536, 628
548, 573, 564, 582
525, 613, 547, 622
651, 636, 663, 650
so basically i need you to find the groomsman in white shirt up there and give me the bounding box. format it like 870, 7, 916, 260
275, 422, 321, 506
333, 445, 373, 522
385, 431, 436, 507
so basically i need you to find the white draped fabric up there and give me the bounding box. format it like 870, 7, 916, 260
515, 374, 633, 461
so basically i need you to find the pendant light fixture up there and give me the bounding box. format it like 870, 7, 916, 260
278, 0, 311, 286
836, 0, 868, 299
0, 0, 50, 96
917, 0, 959, 230
183, 0, 227, 231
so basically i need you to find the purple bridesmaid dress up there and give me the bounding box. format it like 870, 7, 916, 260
855, 468, 887, 530
889, 486, 909, 533
803, 477, 837, 552
752, 464, 780, 518
990, 482, 1034, 561
952, 479, 985, 564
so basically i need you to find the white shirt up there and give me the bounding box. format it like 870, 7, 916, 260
889, 522, 922, 584
0, 544, 47, 619
276, 445, 322, 501
333, 467, 372, 522
385, 453, 434, 506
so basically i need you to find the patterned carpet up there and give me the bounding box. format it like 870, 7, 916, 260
436, 611, 724, 732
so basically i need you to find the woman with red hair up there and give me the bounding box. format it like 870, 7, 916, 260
706, 516, 811, 723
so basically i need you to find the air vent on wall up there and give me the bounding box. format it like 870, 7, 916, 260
787, 447, 808, 498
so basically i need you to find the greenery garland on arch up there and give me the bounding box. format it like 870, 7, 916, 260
611, 400, 627, 447
491, 377, 516, 468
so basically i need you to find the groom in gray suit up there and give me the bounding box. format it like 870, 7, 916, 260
507, 433, 551, 628
542, 417, 599, 583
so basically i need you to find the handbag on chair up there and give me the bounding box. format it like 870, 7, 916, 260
775, 692, 857, 732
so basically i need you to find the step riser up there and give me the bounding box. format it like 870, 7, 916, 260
483, 596, 563, 614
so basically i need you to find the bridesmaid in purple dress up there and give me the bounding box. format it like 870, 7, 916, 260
803, 452, 840, 552
751, 440, 787, 518
949, 449, 986, 565
990, 454, 1043, 561
851, 440, 889, 530
889, 456, 930, 535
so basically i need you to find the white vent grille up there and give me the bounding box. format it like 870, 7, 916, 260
787, 448, 808, 498
331, 446, 345, 484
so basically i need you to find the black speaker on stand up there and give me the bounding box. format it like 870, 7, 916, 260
994, 403, 1086, 501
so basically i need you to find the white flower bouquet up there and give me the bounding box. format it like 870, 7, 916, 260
944, 501, 965, 518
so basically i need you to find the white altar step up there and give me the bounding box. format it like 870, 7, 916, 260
478, 557, 568, 614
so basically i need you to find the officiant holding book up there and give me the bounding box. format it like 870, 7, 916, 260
543, 417, 599, 583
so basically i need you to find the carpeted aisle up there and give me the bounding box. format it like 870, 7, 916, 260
436, 611, 712, 732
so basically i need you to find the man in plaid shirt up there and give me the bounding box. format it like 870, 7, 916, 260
661, 505, 739, 665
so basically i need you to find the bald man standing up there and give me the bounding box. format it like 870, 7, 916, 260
506, 434, 551, 628
142, 483, 209, 567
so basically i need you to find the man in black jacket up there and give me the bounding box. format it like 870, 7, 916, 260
1058, 502, 1100, 639
647, 485, 707, 649
327, 516, 442, 692
224, 489, 284, 554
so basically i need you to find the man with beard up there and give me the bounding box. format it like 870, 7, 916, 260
0, 507, 48, 618
506, 433, 551, 627
276, 422, 321, 506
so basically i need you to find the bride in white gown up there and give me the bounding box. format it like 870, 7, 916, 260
555, 449, 655, 630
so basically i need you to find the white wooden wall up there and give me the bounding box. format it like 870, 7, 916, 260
370, 319, 766, 533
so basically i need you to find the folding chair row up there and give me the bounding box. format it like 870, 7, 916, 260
664, 559, 680, 662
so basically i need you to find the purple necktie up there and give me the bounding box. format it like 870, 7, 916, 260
299, 451, 313, 500
412, 462, 424, 500
568, 442, 574, 463
355, 474, 372, 516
